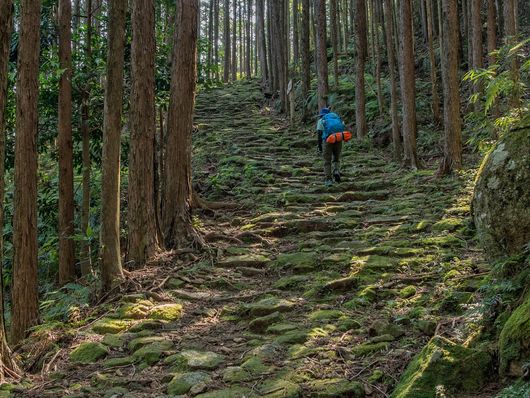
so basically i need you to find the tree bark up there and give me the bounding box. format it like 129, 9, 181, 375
214, 0, 220, 80
301, 0, 311, 119
439, 0, 462, 175
100, 0, 127, 291
0, 0, 20, 377
79, 0, 93, 276
128, 0, 161, 267
163, 0, 203, 249
398, 0, 419, 168
471, 0, 483, 109
355, 0, 367, 138
11, 0, 41, 344
58, 0, 76, 285
383, 0, 402, 160
256, 0, 268, 85
245, 0, 252, 78
223, 0, 231, 82
292, 0, 299, 70
486, 0, 496, 66
330, 0, 339, 88
231, 0, 237, 80
314, 0, 329, 109
426, 0, 441, 124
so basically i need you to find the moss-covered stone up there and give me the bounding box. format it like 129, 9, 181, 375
102, 334, 126, 348
259, 379, 302, 397
128, 336, 171, 352
70, 342, 108, 364
249, 311, 283, 333
432, 218, 464, 232
128, 319, 165, 332
399, 285, 417, 299
498, 293, 530, 376
472, 127, 530, 256
178, 350, 225, 370
351, 342, 390, 357
117, 300, 153, 319
92, 318, 130, 334
131, 341, 173, 365
267, 323, 298, 334
305, 378, 364, 398
149, 304, 183, 321
194, 386, 255, 398
309, 309, 344, 323
167, 371, 211, 396
275, 330, 308, 345
102, 356, 134, 368
390, 336, 492, 398
275, 252, 318, 273
247, 297, 296, 317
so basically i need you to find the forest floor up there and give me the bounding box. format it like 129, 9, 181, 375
17, 81, 493, 398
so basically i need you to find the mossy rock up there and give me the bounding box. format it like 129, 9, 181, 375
128, 336, 171, 352
267, 323, 299, 335
498, 293, 530, 377
167, 371, 212, 396
132, 341, 173, 365
390, 336, 492, 398
178, 350, 225, 370
351, 342, 390, 357
247, 297, 296, 317
70, 342, 108, 364
92, 318, 130, 334
399, 285, 417, 299
249, 311, 283, 333
274, 275, 310, 290
128, 319, 165, 332
102, 334, 126, 348
305, 378, 364, 398
246, 343, 283, 362
431, 218, 464, 232
195, 386, 255, 398
472, 127, 530, 257
117, 300, 153, 320
275, 252, 318, 273
149, 304, 183, 321
222, 366, 253, 383
275, 330, 308, 345
259, 379, 302, 398
309, 309, 344, 323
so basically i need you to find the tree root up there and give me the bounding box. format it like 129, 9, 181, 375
192, 192, 239, 211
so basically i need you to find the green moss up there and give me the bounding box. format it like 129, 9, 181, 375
390, 337, 492, 398
309, 309, 344, 322
432, 218, 464, 232
70, 342, 108, 364
102, 356, 134, 368
167, 371, 211, 395
275, 252, 318, 273
131, 341, 173, 365
498, 294, 530, 376
92, 318, 130, 334
273, 275, 310, 290
351, 342, 390, 357
149, 304, 183, 321
102, 334, 126, 348
247, 297, 296, 317
259, 379, 302, 398
400, 286, 417, 299
275, 330, 309, 345
178, 349, 225, 370
128, 336, 171, 352
194, 386, 254, 398
117, 300, 153, 319
305, 378, 364, 398
267, 323, 299, 334
249, 311, 283, 333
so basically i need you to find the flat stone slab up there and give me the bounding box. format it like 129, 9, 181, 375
247, 297, 297, 317
180, 350, 225, 370
217, 254, 271, 268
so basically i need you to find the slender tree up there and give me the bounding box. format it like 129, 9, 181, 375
383, 0, 402, 159
426, 0, 441, 124
163, 0, 202, 248
223, 0, 231, 82
0, 0, 20, 377
100, 0, 127, 291
11, 0, 41, 344
79, 0, 93, 275
58, 0, 76, 285
439, 0, 462, 175
214, 0, 220, 80
314, 0, 329, 109
245, 0, 252, 78
330, 0, 339, 88
471, 0, 483, 109
256, 0, 268, 86
232, 0, 237, 80
398, 0, 419, 168
355, 0, 368, 138
128, 0, 161, 266
301, 0, 311, 119
486, 0, 496, 66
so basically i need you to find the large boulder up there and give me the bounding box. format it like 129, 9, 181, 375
472, 126, 530, 257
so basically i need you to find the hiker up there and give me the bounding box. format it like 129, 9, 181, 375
316, 107, 348, 186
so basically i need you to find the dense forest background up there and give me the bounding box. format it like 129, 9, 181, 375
0, 0, 529, 397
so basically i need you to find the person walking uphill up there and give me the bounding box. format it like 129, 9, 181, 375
316, 108, 351, 186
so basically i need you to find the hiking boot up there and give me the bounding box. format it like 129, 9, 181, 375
333, 170, 341, 183
324, 179, 333, 187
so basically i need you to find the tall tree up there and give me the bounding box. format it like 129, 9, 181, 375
100, 0, 127, 291
163, 0, 202, 248
11, 0, 41, 344
471, 0, 483, 109
426, 0, 441, 124
245, 0, 252, 78
256, 0, 268, 86
398, 0, 419, 168
223, 0, 231, 82
486, 0, 496, 66
383, 0, 402, 159
80, 0, 93, 275
271, 0, 288, 112
292, 0, 299, 69
58, 0, 76, 285
301, 0, 311, 119
213, 0, 220, 80
128, 0, 161, 266
231, 0, 237, 80
355, 0, 368, 138
314, 0, 329, 109
439, 0, 462, 175
0, 0, 20, 377
330, 0, 339, 88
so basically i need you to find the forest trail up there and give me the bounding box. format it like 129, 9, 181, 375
24, 81, 489, 398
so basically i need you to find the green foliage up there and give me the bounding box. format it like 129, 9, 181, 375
40, 283, 91, 323
464, 38, 530, 152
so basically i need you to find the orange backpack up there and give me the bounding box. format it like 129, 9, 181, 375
326, 131, 352, 144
